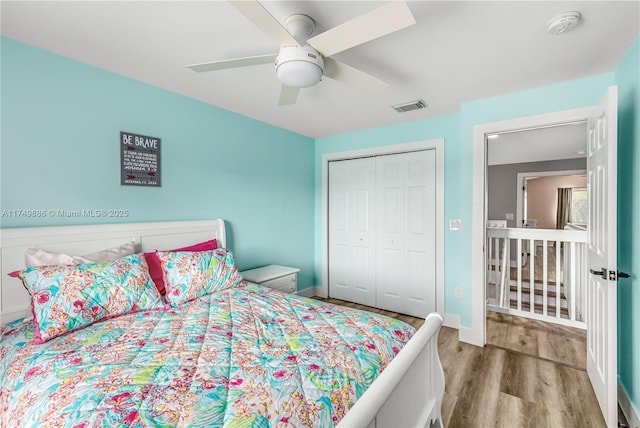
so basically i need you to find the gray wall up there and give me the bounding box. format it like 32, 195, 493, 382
487, 158, 587, 227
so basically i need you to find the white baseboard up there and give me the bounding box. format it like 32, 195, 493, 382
458, 325, 484, 347
619, 382, 640, 428
443, 313, 460, 329
295, 286, 318, 298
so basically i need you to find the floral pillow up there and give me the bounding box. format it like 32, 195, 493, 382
143, 239, 218, 296
15, 253, 166, 343
157, 248, 244, 306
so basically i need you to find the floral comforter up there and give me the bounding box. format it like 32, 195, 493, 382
0, 283, 414, 427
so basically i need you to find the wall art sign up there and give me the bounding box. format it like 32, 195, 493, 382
120, 131, 161, 187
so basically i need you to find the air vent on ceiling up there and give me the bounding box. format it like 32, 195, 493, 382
392, 99, 428, 113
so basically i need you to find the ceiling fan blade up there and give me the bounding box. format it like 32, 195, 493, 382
307, 1, 415, 57
229, 0, 299, 47
323, 57, 388, 93
187, 54, 277, 73
278, 85, 300, 106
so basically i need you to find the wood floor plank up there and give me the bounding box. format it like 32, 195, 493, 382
446, 346, 506, 427
441, 391, 457, 428
495, 392, 534, 428
488, 310, 587, 370
499, 346, 539, 404
537, 332, 586, 370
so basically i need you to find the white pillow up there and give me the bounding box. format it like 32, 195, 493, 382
24, 241, 137, 267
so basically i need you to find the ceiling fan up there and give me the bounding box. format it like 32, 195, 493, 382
187, 0, 416, 106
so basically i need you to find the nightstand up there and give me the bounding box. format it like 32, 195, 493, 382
241, 265, 300, 293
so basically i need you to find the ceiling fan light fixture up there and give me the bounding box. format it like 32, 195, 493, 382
275, 46, 324, 88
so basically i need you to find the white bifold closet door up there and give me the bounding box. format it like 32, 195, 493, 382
328, 150, 436, 318
376, 151, 436, 317
328, 157, 377, 307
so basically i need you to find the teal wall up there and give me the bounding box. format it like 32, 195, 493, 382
616, 34, 640, 420
314, 73, 615, 327
0, 37, 316, 288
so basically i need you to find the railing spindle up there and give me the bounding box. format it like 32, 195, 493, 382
530, 239, 535, 314
517, 239, 522, 311
496, 237, 501, 305
488, 236, 493, 286
497, 238, 503, 306
504, 239, 510, 307
569, 242, 577, 321
542, 240, 548, 316
556, 241, 561, 318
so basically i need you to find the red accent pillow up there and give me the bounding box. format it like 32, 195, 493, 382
143, 239, 218, 295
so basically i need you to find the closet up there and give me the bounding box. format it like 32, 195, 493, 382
328, 150, 436, 318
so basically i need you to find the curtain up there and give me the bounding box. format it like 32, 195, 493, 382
556, 188, 572, 229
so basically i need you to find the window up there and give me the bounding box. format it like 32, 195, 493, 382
570, 188, 587, 224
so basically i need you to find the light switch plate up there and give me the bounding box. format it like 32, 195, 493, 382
449, 219, 461, 230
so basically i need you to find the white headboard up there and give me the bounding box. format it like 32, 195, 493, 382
0, 219, 226, 325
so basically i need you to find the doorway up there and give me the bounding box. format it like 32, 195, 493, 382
470, 106, 596, 346
471, 87, 619, 427
485, 124, 589, 324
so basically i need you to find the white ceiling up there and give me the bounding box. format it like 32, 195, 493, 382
487, 122, 587, 165
2, 1, 638, 138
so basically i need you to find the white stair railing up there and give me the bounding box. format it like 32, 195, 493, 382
486, 227, 587, 329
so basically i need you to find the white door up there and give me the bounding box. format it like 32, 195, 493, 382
586, 85, 618, 427
376, 150, 436, 317
328, 158, 376, 306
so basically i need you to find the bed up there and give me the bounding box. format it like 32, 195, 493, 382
0, 219, 444, 428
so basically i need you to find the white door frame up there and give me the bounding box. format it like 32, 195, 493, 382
320, 139, 445, 318
470, 107, 595, 347
516, 168, 587, 229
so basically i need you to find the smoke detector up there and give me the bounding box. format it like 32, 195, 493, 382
547, 12, 581, 34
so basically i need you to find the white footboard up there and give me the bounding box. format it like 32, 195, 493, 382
338, 313, 445, 428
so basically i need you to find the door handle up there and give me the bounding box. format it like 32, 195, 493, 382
609, 271, 629, 281
590, 268, 631, 281
590, 267, 607, 279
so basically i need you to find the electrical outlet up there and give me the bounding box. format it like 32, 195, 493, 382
455, 287, 461, 298
506, 213, 514, 220
449, 219, 461, 231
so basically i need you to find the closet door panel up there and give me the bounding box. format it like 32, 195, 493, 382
376, 155, 405, 313
379, 184, 403, 311
378, 247, 402, 312
407, 250, 428, 301
329, 161, 351, 301
328, 158, 375, 306
330, 244, 350, 297
404, 151, 436, 317
375, 150, 436, 317
350, 245, 373, 300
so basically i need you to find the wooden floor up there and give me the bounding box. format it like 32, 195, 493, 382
486, 310, 586, 369
313, 297, 627, 427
